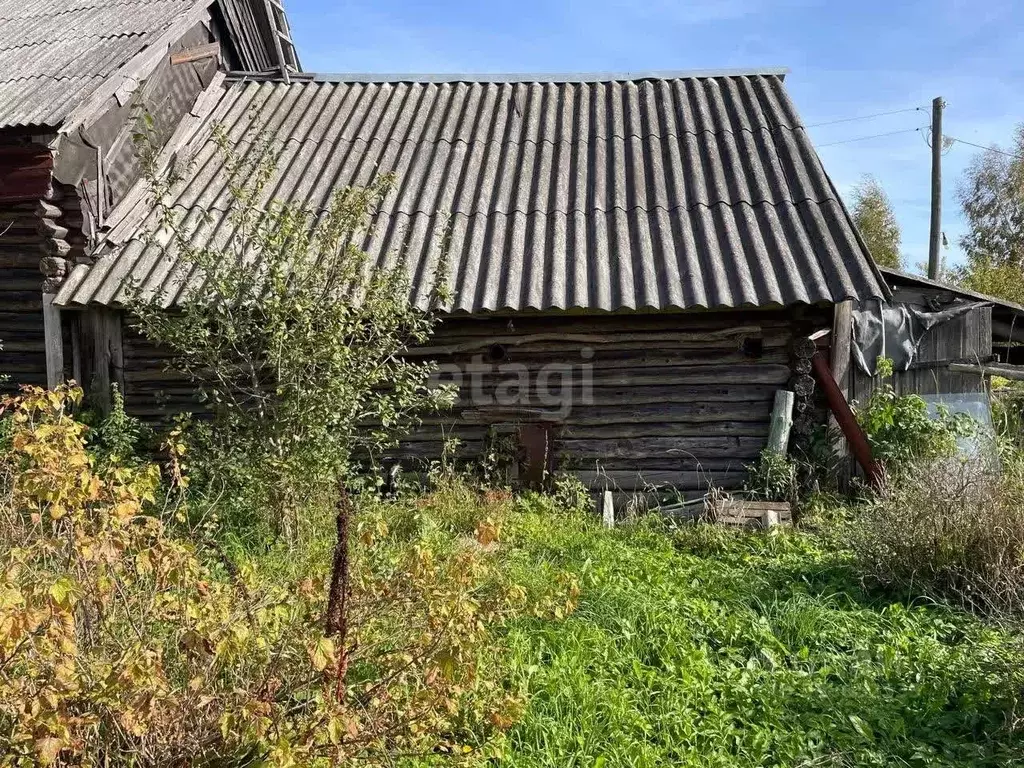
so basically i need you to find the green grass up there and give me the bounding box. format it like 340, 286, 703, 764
494, 503, 1024, 768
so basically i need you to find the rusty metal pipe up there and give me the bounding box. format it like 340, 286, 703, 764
810, 351, 882, 488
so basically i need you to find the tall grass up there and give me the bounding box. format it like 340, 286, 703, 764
847, 452, 1024, 618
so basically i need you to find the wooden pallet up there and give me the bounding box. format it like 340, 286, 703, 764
707, 499, 792, 529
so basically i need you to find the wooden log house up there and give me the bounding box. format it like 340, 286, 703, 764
1, 2, 918, 497
45, 68, 893, 496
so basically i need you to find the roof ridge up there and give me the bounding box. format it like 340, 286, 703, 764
224, 67, 790, 85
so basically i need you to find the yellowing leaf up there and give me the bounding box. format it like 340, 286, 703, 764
34, 736, 63, 766
475, 518, 500, 547
309, 636, 336, 672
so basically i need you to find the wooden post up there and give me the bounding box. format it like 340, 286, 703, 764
928, 96, 944, 280
762, 507, 780, 529
42, 294, 64, 389
601, 490, 615, 528
767, 390, 795, 456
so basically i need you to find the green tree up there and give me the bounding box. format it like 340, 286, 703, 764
850, 175, 904, 270
953, 124, 1024, 303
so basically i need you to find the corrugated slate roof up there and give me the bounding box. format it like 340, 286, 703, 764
55, 71, 889, 313
0, 0, 206, 128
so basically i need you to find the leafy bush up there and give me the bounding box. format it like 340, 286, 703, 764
128, 128, 454, 534
550, 473, 592, 517
845, 450, 1024, 617
83, 384, 149, 467
0, 386, 576, 766
855, 357, 975, 468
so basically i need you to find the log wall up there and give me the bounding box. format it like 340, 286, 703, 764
106, 306, 829, 496
0, 195, 75, 390
400, 307, 829, 496
0, 198, 47, 387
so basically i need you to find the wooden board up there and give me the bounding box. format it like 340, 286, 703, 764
709, 499, 793, 529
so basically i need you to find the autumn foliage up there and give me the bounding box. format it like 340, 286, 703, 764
0, 386, 577, 766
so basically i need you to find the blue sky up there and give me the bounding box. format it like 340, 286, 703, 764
286, 0, 1024, 273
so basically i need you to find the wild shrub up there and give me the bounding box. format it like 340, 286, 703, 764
550, 473, 592, 516
0, 386, 577, 766
846, 449, 1024, 617
992, 378, 1024, 448
127, 126, 455, 534
855, 357, 975, 468
83, 384, 149, 467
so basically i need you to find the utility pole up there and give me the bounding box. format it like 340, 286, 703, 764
927, 96, 944, 279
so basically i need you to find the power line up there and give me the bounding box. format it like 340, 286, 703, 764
816, 126, 924, 148
804, 106, 926, 129
946, 136, 1024, 161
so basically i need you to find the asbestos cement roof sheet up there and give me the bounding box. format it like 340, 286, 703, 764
0, 0, 202, 128
56, 70, 889, 313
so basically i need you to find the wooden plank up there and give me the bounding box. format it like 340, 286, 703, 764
949, 361, 1024, 380
170, 42, 221, 66
80, 307, 125, 414
710, 499, 792, 528
830, 301, 853, 401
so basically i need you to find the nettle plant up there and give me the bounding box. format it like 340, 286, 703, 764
127, 123, 456, 531
855, 357, 975, 468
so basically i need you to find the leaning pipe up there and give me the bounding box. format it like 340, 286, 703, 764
810, 351, 883, 488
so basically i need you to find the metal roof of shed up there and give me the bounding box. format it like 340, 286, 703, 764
55, 70, 890, 313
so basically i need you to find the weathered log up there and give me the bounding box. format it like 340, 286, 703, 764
791, 337, 817, 359
766, 390, 794, 456
411, 327, 763, 355
792, 374, 815, 398
558, 436, 766, 460
423, 402, 772, 427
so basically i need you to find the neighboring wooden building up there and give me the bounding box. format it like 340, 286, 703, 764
0, 0, 299, 389
46, 69, 890, 495
835, 268, 1024, 413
